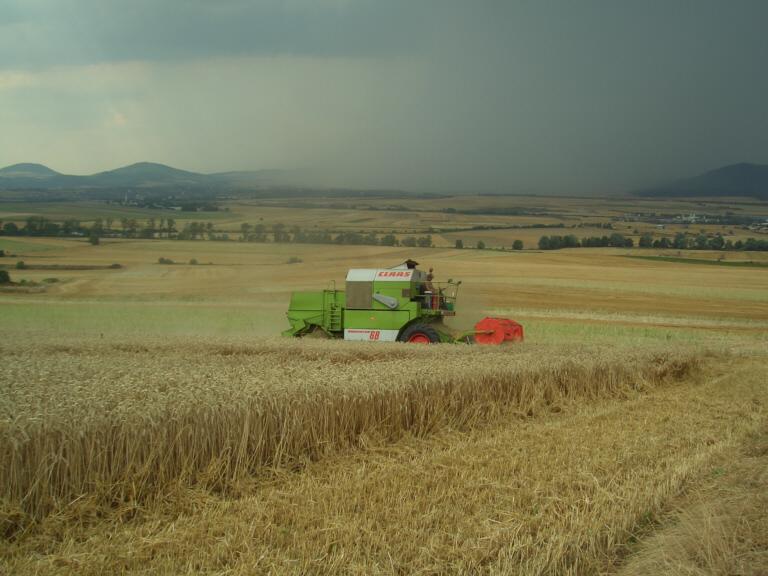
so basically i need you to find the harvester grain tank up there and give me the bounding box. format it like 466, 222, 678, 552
283, 261, 523, 345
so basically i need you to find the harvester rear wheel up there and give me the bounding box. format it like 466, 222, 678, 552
398, 323, 440, 344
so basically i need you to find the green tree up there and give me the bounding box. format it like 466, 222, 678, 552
273, 223, 289, 242
476, 240, 486, 250
608, 233, 627, 247
455, 239, 464, 249
416, 235, 433, 248
147, 218, 157, 236
62, 219, 81, 236
672, 232, 689, 249
139, 223, 154, 239
708, 234, 725, 250
563, 235, 580, 248
639, 233, 653, 248
380, 233, 398, 246
291, 226, 307, 243
512, 239, 523, 250
0, 270, 10, 284
251, 223, 267, 242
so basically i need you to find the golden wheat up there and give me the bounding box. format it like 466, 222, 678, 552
0, 337, 703, 535
2, 352, 764, 576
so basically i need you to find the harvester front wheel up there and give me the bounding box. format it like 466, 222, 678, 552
399, 323, 440, 344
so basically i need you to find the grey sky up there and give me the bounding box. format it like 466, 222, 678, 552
1, 0, 767, 193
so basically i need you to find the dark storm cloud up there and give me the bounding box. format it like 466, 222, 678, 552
0, 0, 432, 68
1, 0, 767, 193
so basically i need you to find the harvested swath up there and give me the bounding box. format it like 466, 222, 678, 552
0, 338, 703, 533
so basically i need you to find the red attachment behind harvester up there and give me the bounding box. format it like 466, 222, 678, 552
473, 317, 524, 345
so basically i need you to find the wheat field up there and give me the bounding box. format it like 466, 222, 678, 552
0, 339, 701, 530
1, 338, 765, 574
1, 238, 767, 574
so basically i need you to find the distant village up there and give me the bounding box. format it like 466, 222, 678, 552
107, 192, 224, 213
618, 211, 768, 232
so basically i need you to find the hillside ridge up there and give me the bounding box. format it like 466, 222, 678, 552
0, 161, 276, 191
636, 162, 768, 200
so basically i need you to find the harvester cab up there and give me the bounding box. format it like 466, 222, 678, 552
283, 261, 523, 345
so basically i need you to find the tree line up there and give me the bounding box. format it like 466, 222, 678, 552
240, 223, 434, 247
0, 216, 181, 240
0, 216, 436, 247
538, 232, 768, 251
4, 216, 766, 251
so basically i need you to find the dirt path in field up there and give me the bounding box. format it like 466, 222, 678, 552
614, 422, 768, 575
3, 355, 766, 575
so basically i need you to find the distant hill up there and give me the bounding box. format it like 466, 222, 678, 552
636, 163, 768, 200
0, 163, 62, 179
0, 161, 282, 193
90, 162, 213, 187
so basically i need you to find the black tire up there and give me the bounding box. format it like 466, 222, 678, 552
398, 323, 441, 344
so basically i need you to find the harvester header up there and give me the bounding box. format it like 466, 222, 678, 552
283, 261, 523, 345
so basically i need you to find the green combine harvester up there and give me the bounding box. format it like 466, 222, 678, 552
283, 260, 523, 344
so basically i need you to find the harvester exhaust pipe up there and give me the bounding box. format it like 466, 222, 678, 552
473, 317, 524, 345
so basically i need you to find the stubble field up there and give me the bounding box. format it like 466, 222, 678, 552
1, 233, 767, 574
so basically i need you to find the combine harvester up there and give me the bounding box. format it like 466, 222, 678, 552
283, 261, 523, 344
